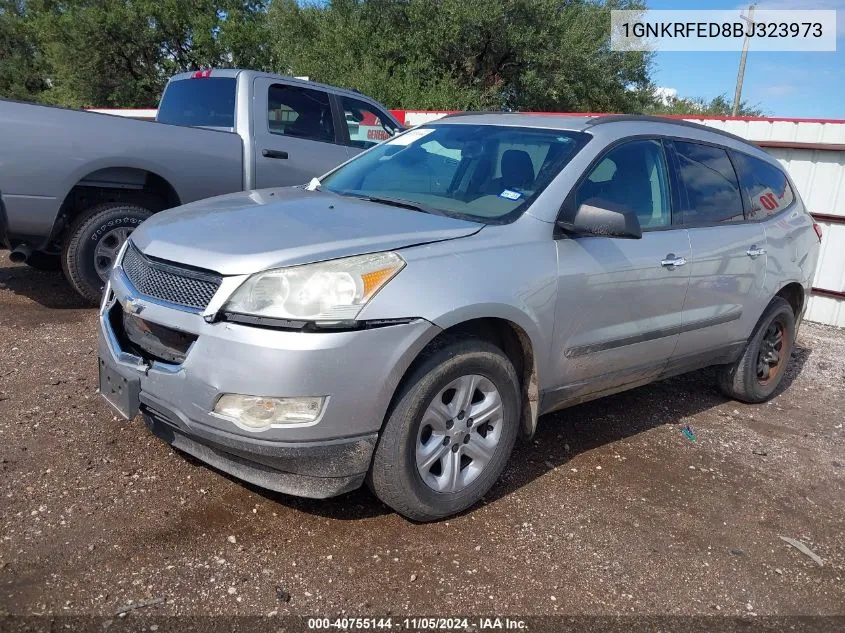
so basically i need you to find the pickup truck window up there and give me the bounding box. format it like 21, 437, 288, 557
340, 96, 399, 149
157, 77, 236, 128
268, 84, 335, 144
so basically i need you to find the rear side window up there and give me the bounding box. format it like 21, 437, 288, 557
340, 96, 399, 149
672, 141, 744, 224
267, 84, 335, 144
157, 77, 236, 128
732, 152, 795, 219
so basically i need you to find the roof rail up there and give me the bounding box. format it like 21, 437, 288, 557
441, 110, 512, 118
585, 114, 758, 148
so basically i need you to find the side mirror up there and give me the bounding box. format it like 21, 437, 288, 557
557, 199, 642, 239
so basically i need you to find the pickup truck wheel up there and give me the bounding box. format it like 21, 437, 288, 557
24, 251, 62, 271
368, 339, 520, 522
717, 296, 796, 403
61, 203, 152, 303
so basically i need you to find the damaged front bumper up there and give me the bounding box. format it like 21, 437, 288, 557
140, 395, 377, 498
97, 266, 439, 499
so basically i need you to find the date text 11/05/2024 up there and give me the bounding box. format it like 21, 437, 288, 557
307, 617, 528, 630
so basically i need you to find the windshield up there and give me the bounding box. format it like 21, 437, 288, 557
320, 124, 589, 223
157, 77, 236, 128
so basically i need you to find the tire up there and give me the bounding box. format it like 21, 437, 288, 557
369, 338, 521, 522
24, 251, 61, 271
717, 296, 796, 403
61, 202, 152, 304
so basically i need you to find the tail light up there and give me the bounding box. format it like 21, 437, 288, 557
813, 223, 823, 242
192, 70, 212, 79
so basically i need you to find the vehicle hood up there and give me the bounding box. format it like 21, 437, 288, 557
130, 188, 483, 275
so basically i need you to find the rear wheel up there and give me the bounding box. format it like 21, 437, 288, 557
717, 296, 795, 403
61, 202, 152, 304
369, 339, 520, 522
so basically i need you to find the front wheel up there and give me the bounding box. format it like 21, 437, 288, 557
369, 339, 521, 522
61, 202, 152, 304
717, 296, 796, 403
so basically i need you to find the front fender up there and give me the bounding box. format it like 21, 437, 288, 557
356, 219, 559, 438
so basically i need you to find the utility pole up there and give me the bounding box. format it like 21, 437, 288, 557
732, 4, 756, 116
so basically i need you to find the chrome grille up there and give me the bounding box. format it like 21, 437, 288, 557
121, 242, 221, 310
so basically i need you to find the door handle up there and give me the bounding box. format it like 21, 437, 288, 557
746, 245, 767, 258
262, 149, 289, 159
660, 254, 687, 268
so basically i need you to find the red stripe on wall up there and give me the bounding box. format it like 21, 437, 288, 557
813, 288, 845, 300
757, 140, 845, 152
812, 213, 845, 225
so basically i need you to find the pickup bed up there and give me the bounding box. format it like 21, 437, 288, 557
0, 69, 402, 301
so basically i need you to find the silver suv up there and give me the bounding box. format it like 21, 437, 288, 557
98, 114, 821, 521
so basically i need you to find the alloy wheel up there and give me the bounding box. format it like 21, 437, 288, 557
415, 374, 504, 493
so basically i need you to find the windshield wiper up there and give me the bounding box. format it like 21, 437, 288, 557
337, 191, 442, 215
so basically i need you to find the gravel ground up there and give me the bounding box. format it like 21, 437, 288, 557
0, 261, 843, 622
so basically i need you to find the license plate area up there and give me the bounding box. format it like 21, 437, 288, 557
98, 358, 140, 419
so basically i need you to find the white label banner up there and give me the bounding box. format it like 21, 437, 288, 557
611, 9, 837, 52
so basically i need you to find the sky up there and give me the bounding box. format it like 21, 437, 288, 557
647, 0, 845, 119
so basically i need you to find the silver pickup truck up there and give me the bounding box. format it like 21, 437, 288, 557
0, 69, 402, 301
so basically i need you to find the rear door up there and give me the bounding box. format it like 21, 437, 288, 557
545, 138, 691, 410
731, 149, 814, 305
666, 140, 769, 369
253, 79, 350, 188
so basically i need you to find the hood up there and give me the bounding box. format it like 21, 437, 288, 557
130, 188, 483, 275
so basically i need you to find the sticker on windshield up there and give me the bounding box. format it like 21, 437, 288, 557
499, 189, 523, 201
386, 127, 435, 146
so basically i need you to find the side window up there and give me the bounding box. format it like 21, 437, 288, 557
340, 96, 399, 149
731, 152, 795, 220
672, 141, 744, 224
574, 139, 672, 229
267, 84, 335, 143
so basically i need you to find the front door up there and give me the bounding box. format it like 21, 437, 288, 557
544, 138, 691, 412
253, 79, 350, 189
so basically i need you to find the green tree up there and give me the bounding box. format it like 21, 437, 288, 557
646, 92, 765, 117
1, 0, 270, 108
0, 0, 50, 102
1, 0, 770, 116
267, 0, 654, 112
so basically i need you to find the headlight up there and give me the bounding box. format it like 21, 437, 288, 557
224, 252, 405, 322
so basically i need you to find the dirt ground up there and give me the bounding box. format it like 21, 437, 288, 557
1, 261, 843, 624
